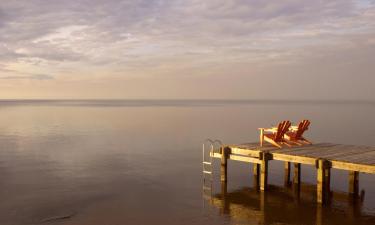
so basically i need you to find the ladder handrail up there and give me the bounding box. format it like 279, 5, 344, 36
202, 138, 222, 203
202, 138, 223, 179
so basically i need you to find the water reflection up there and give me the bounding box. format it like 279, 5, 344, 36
206, 182, 375, 225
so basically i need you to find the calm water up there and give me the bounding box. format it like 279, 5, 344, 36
0, 100, 374, 225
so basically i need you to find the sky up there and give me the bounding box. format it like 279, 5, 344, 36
0, 0, 374, 100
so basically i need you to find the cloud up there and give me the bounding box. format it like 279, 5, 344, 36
1, 0, 372, 65
0, 0, 374, 99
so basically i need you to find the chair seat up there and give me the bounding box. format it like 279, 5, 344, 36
286, 132, 302, 140
264, 133, 275, 139
264, 133, 285, 142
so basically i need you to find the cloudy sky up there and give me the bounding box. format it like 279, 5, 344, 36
0, 0, 374, 99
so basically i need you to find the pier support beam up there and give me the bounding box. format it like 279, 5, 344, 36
220, 147, 229, 182
293, 163, 301, 185
220, 181, 229, 214
284, 162, 291, 186
348, 171, 359, 196
253, 163, 260, 177
316, 159, 331, 204
260, 152, 272, 191
325, 166, 331, 194
253, 164, 260, 188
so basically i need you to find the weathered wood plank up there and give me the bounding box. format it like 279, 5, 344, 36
330, 150, 375, 161
290, 148, 374, 161
229, 154, 262, 164
272, 153, 316, 165
228, 147, 261, 157
272, 144, 341, 155
212, 152, 262, 164
331, 161, 375, 174
303, 148, 374, 159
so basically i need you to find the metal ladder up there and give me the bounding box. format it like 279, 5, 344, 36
202, 139, 222, 200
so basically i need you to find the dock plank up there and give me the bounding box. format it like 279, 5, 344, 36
226, 142, 375, 174
291, 147, 374, 159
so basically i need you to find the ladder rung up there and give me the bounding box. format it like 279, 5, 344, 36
203, 171, 212, 174
203, 161, 211, 165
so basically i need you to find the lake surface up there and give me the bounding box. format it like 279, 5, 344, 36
0, 100, 374, 225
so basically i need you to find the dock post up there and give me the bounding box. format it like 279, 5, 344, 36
316, 159, 331, 204
260, 151, 271, 191
284, 162, 291, 186
348, 171, 359, 196
220, 181, 229, 214
325, 166, 331, 195
253, 163, 260, 188
221, 146, 229, 182
293, 163, 301, 185
221, 181, 227, 196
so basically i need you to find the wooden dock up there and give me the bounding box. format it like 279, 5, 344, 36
210, 143, 375, 204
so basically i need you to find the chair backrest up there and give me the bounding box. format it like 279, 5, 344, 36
295, 120, 310, 139
275, 120, 291, 141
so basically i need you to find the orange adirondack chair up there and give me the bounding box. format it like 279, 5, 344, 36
259, 120, 292, 148
285, 120, 312, 145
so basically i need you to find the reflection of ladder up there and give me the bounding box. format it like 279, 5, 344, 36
202, 139, 222, 200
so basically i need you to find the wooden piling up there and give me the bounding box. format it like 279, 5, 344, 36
316, 159, 331, 204
324, 167, 331, 194
221, 181, 227, 196
349, 171, 359, 196
260, 152, 271, 191
317, 160, 325, 204
284, 162, 290, 186
253, 163, 260, 177
253, 163, 260, 188
220, 181, 229, 214
293, 163, 301, 185
221, 147, 229, 182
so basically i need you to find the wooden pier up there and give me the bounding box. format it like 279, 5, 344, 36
211, 143, 375, 204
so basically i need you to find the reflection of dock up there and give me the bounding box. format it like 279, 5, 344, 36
210, 143, 375, 203
207, 184, 372, 225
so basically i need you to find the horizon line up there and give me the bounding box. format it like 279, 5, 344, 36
0, 98, 374, 103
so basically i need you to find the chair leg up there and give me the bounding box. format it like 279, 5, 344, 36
288, 139, 303, 146
283, 141, 292, 147
264, 136, 282, 148
293, 141, 303, 146
301, 137, 312, 144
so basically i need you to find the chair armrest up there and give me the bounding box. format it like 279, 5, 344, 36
264, 128, 278, 133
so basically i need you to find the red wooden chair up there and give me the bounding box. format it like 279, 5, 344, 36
285, 119, 312, 145
259, 120, 292, 148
